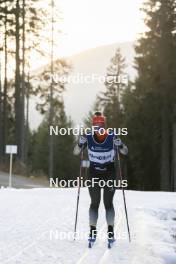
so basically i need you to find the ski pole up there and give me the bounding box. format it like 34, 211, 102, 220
73, 148, 84, 240
116, 148, 131, 242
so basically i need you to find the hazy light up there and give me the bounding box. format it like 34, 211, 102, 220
57, 0, 145, 56
28, 0, 145, 71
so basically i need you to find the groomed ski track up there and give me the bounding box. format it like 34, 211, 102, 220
0, 188, 176, 264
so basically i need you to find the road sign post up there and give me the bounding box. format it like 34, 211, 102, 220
82, 160, 90, 168
82, 160, 90, 179
5, 145, 18, 188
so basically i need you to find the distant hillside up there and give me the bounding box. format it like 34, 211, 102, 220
29, 41, 136, 129
63, 41, 136, 125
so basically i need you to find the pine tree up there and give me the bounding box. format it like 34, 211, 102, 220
0, 0, 14, 162
122, 0, 176, 190
98, 48, 127, 128
29, 100, 79, 181
0, 0, 56, 169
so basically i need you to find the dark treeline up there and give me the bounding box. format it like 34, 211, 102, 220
0, 0, 176, 190
0, 0, 79, 180
90, 0, 176, 191
0, 0, 47, 162
127, 0, 176, 191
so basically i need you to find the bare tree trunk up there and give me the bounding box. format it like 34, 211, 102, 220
0, 47, 3, 163
21, 0, 26, 163
3, 9, 8, 161
25, 71, 30, 174
48, 0, 54, 179
15, 0, 21, 159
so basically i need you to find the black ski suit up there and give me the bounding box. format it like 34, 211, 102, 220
74, 132, 128, 227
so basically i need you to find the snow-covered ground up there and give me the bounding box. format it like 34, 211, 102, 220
0, 188, 176, 264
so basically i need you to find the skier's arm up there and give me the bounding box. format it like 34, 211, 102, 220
73, 136, 87, 155
113, 137, 128, 155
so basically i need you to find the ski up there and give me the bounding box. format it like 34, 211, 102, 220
88, 238, 96, 248
107, 238, 115, 249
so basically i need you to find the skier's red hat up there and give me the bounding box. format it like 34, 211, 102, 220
92, 112, 106, 126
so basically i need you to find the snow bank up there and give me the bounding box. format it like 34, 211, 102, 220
0, 188, 176, 264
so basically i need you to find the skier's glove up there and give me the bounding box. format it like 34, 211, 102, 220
78, 136, 87, 146
114, 138, 123, 148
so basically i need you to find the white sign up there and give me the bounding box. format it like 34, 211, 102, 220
82, 160, 90, 168
5, 145, 17, 188
6, 145, 18, 154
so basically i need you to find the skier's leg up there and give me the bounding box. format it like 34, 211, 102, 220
103, 184, 115, 227
88, 181, 101, 228
103, 185, 115, 241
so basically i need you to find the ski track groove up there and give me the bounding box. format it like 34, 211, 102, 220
4, 230, 49, 263
76, 202, 125, 264
75, 223, 106, 264
2, 215, 62, 264
2, 205, 71, 264
98, 224, 119, 264
98, 204, 131, 264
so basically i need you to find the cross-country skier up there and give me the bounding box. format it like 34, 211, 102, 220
73, 111, 128, 246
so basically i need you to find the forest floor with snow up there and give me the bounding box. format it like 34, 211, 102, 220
0, 188, 176, 264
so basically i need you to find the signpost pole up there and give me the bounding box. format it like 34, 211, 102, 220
9, 152, 13, 188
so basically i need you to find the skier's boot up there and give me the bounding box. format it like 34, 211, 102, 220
88, 225, 97, 248
107, 225, 115, 248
